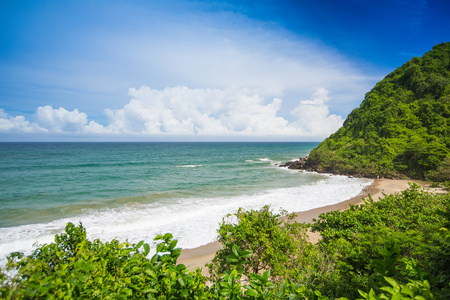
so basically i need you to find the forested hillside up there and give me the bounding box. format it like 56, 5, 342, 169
306, 42, 450, 180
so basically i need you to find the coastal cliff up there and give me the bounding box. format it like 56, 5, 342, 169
290, 42, 450, 180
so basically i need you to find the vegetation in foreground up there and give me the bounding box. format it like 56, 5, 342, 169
305, 42, 450, 181
1, 184, 449, 299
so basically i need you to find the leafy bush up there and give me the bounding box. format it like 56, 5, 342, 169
1, 186, 449, 299
1, 223, 209, 299
209, 206, 311, 278
357, 277, 435, 300
311, 184, 450, 298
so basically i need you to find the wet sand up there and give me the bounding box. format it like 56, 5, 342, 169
177, 178, 438, 272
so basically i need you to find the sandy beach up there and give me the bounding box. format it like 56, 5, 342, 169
177, 178, 442, 272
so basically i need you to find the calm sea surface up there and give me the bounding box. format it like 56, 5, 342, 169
0, 142, 372, 263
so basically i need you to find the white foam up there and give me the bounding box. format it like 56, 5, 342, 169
245, 158, 273, 164
0, 175, 372, 267
177, 165, 203, 168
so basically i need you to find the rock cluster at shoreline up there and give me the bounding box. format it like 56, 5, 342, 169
279, 157, 311, 171
279, 157, 364, 178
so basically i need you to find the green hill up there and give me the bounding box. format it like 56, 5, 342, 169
306, 42, 450, 180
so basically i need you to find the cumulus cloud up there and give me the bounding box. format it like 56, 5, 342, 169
35, 106, 105, 134
290, 88, 344, 136
0, 86, 344, 140
104, 86, 291, 137
36, 106, 89, 132
0, 107, 105, 135
0, 109, 45, 133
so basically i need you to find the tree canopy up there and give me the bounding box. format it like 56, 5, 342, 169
306, 42, 450, 180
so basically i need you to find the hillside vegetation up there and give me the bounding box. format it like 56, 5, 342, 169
306, 42, 450, 180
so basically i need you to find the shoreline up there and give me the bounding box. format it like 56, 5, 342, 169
177, 178, 438, 272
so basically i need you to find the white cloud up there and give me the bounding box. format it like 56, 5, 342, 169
104, 86, 292, 137
0, 87, 344, 140
0, 106, 105, 136
290, 88, 344, 137
4, 3, 378, 120
0, 109, 45, 133
35, 106, 106, 134
36, 106, 89, 132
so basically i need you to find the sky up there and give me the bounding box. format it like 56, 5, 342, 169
0, 0, 449, 142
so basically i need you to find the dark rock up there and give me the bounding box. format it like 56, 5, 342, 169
279, 156, 309, 170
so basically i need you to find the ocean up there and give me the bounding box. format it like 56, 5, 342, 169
0, 142, 372, 265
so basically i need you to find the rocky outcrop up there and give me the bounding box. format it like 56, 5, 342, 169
279, 157, 310, 170
279, 156, 363, 178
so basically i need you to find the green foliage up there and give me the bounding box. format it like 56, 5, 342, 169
208, 245, 276, 299
306, 42, 450, 180
1, 223, 209, 299
209, 205, 313, 280
311, 184, 450, 298
1, 187, 449, 299
357, 277, 435, 300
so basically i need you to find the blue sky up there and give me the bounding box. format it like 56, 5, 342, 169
0, 0, 448, 141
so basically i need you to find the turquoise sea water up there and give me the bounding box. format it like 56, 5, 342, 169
0, 142, 372, 263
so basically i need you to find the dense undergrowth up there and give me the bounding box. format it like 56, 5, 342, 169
1, 184, 449, 299
305, 42, 450, 180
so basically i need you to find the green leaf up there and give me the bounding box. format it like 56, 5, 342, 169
384, 277, 400, 290
181, 289, 189, 298
240, 250, 252, 258
249, 273, 261, 281
391, 292, 402, 300
168, 239, 177, 251
136, 241, 144, 249
163, 233, 173, 240
358, 289, 368, 299
78, 274, 88, 283
143, 243, 150, 256
178, 277, 185, 287
380, 286, 395, 295
123, 288, 133, 296
262, 269, 271, 282
144, 269, 157, 278
144, 288, 158, 294
226, 255, 239, 263
400, 286, 414, 297
151, 254, 159, 264
172, 248, 182, 258
156, 243, 165, 253
245, 289, 259, 297
232, 244, 239, 257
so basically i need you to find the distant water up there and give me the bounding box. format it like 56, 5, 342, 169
0, 142, 372, 264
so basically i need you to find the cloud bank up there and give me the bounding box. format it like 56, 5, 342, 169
0, 1, 380, 130
0, 87, 343, 141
